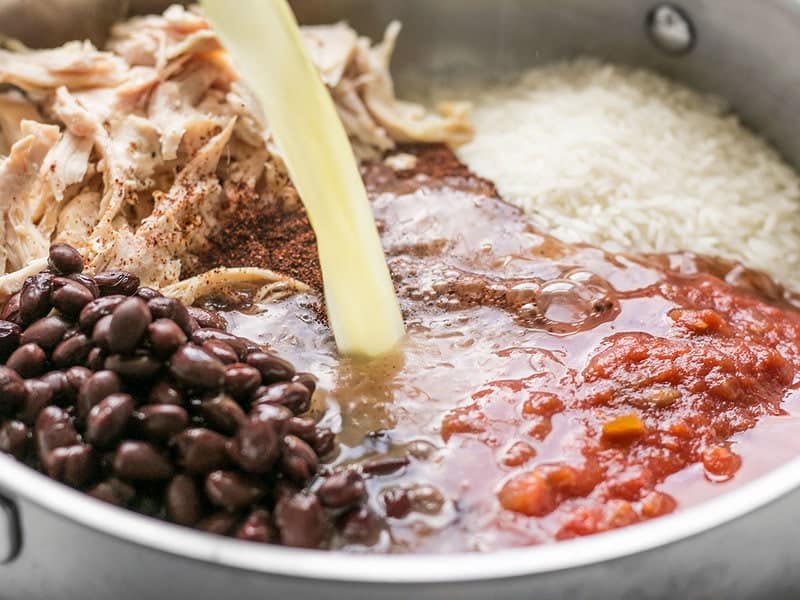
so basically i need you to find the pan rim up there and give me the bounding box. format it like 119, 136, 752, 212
0, 451, 798, 583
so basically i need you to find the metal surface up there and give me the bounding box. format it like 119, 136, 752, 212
0, 495, 18, 564
646, 4, 696, 55
0, 0, 128, 47
1, 1, 800, 598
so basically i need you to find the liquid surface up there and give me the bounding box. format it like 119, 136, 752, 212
223, 146, 800, 552
202, 0, 404, 356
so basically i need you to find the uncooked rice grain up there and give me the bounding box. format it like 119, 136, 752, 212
457, 58, 800, 290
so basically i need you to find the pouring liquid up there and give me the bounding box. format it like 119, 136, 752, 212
201, 0, 405, 357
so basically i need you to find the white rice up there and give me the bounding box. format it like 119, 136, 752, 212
456, 58, 800, 289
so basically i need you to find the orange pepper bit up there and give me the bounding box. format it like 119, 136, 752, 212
498, 471, 555, 517
601, 413, 646, 443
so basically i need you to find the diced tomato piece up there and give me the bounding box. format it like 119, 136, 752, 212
640, 491, 677, 519
501, 441, 536, 467
498, 471, 555, 517
701, 445, 742, 481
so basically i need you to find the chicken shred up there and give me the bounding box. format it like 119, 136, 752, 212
0, 4, 473, 304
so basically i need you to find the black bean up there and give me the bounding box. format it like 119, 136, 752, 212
199, 394, 246, 435
91, 315, 113, 351
85, 347, 106, 371
361, 455, 410, 476
79, 295, 126, 332
172, 428, 230, 474
165, 474, 202, 526
1, 293, 21, 324
274, 492, 326, 549
236, 509, 275, 543
311, 428, 336, 458
43, 444, 95, 487
205, 470, 264, 511
61, 326, 82, 341
39, 371, 69, 401
112, 441, 173, 480
337, 506, 380, 545
406, 484, 445, 515
35, 406, 79, 458
252, 382, 310, 415
88, 477, 135, 507
201, 340, 238, 365
192, 329, 249, 359
21, 379, 53, 424
21, 316, 69, 350
245, 352, 295, 384
6, 343, 46, 378
382, 488, 412, 519
187, 307, 228, 331
132, 404, 189, 442
293, 372, 318, 396
228, 404, 290, 474
148, 380, 183, 405
196, 512, 239, 536
64, 366, 91, 397
94, 271, 139, 296
318, 470, 366, 508
147, 297, 192, 336
0, 420, 28, 458
169, 344, 225, 389
109, 297, 151, 354
48, 243, 84, 274
135, 287, 162, 301
85, 393, 135, 447
104, 354, 161, 381
67, 273, 99, 299
0, 366, 26, 413
279, 435, 318, 483
77, 370, 122, 419
287, 416, 317, 441
0, 320, 21, 360
147, 319, 186, 358
51, 280, 94, 317
19, 272, 54, 324
52, 333, 92, 368
273, 480, 301, 503
224, 363, 261, 399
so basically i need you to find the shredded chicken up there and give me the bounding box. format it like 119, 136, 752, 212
0, 92, 42, 154
0, 120, 58, 275
163, 267, 310, 306
0, 4, 473, 304
315, 21, 474, 157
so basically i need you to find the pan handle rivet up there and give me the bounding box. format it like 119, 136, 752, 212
646, 4, 695, 55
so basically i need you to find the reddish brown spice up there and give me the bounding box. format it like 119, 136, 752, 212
194, 201, 323, 291
192, 144, 493, 293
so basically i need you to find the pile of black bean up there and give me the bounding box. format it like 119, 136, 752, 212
0, 243, 380, 548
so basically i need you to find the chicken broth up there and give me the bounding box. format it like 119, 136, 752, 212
222, 146, 800, 552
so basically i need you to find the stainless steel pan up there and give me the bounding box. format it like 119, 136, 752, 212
1, 1, 800, 598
